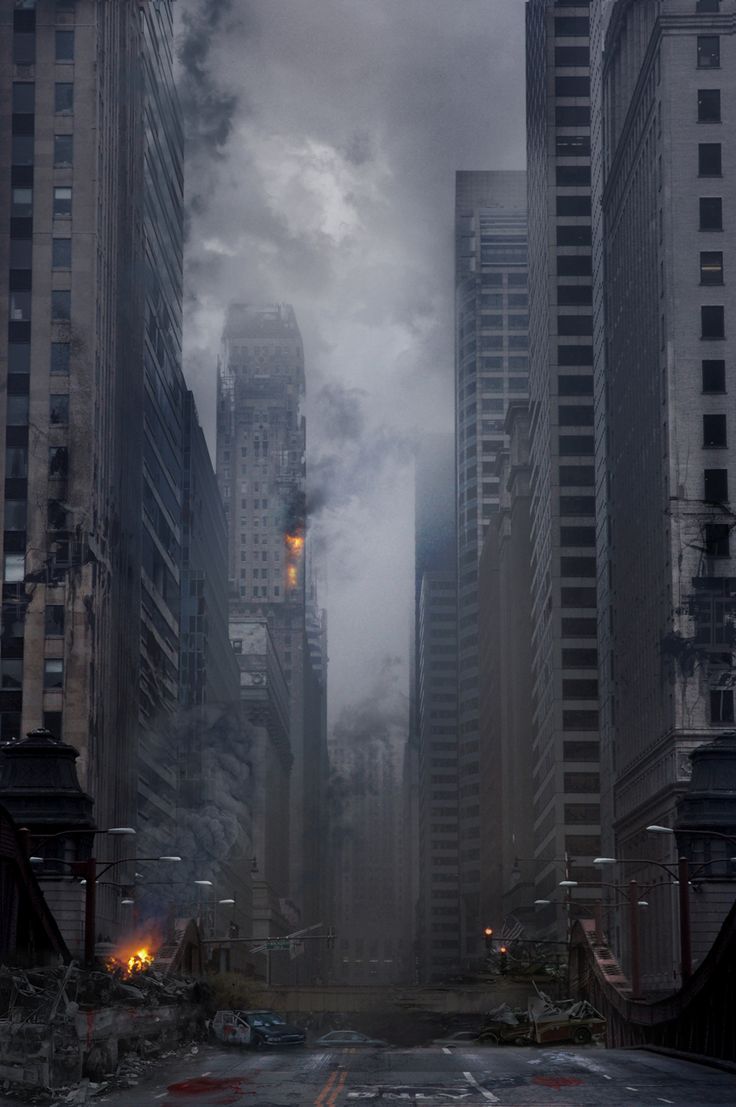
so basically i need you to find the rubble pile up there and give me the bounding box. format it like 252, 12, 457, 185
0, 962, 207, 1096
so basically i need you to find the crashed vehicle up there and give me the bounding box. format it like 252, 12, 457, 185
477, 1003, 532, 1046
211, 1009, 305, 1049
528, 991, 606, 1045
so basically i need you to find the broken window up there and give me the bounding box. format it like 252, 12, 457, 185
705, 523, 730, 557
710, 689, 734, 723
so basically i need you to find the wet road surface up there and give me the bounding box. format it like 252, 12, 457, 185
75, 1042, 736, 1106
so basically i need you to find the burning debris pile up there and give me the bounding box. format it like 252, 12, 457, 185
0, 959, 207, 1094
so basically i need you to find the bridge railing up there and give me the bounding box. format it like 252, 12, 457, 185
569, 901, 736, 1058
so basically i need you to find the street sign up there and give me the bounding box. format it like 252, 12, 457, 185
266, 940, 291, 950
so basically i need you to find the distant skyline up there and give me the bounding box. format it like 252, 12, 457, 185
175, 0, 526, 726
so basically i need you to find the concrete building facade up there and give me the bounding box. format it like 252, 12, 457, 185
454, 170, 528, 962
526, 0, 602, 929
595, 0, 736, 989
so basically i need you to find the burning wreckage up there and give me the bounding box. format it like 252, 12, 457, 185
0, 933, 206, 1094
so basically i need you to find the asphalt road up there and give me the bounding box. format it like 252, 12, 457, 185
71, 1043, 736, 1106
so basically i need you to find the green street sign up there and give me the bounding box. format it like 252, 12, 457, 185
266, 940, 291, 951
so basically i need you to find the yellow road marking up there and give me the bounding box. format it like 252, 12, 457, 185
314, 1069, 338, 1106
327, 1069, 349, 1106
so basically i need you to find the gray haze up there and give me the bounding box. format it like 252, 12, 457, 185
175, 0, 526, 725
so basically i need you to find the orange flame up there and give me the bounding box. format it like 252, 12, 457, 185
105, 936, 158, 977
284, 533, 304, 554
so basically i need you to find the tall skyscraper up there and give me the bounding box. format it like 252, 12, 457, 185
593, 0, 736, 990
414, 435, 459, 981
0, 0, 186, 889
526, 1, 602, 932
217, 303, 324, 926
454, 170, 528, 962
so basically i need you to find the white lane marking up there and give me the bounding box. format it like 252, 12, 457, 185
527, 1059, 541, 1065
626, 1087, 639, 1092
462, 1071, 499, 1103
154, 1094, 167, 1100
201, 1071, 212, 1076
603, 1074, 612, 1080
658, 1100, 674, 1104
443, 1047, 452, 1054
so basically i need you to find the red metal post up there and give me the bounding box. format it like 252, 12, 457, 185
678, 856, 692, 983
84, 857, 97, 968
628, 879, 641, 999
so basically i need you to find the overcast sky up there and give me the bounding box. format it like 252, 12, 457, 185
175, 0, 526, 731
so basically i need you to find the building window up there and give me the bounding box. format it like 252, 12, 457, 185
704, 468, 728, 502
699, 144, 722, 176
9, 290, 31, 321
11, 187, 33, 216
697, 36, 720, 68
701, 251, 724, 284
6, 396, 29, 425
702, 359, 726, 392
43, 710, 63, 738
11, 135, 34, 166
54, 82, 73, 114
55, 29, 73, 60
43, 659, 64, 690
49, 394, 69, 424
52, 238, 71, 268
13, 32, 36, 66
700, 197, 723, 230
4, 554, 25, 583
1, 660, 23, 690
49, 446, 68, 476
50, 342, 70, 374
53, 134, 73, 167
705, 523, 730, 557
12, 81, 35, 112
702, 305, 725, 338
698, 89, 721, 123
704, 413, 727, 447
8, 344, 30, 373
10, 240, 32, 268
51, 290, 71, 320
5, 446, 27, 479
4, 502, 26, 532
45, 605, 65, 637
711, 689, 734, 723
53, 186, 72, 217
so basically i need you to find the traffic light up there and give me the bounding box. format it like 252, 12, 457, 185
498, 945, 509, 973
483, 926, 494, 952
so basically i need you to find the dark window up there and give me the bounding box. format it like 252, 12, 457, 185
559, 435, 594, 455
704, 468, 728, 502
559, 406, 594, 427
705, 523, 730, 557
47, 499, 68, 530
53, 134, 73, 167
563, 678, 598, 699
8, 344, 30, 373
702, 304, 725, 338
9, 290, 31, 321
555, 106, 590, 126
13, 33, 35, 65
561, 526, 596, 546
699, 143, 722, 176
44, 659, 64, 690
560, 496, 595, 515
561, 587, 597, 608
561, 557, 596, 577
704, 413, 727, 447
52, 238, 71, 268
43, 711, 62, 739
555, 45, 590, 66
700, 197, 723, 230
558, 284, 592, 305
562, 650, 598, 669
11, 187, 32, 217
49, 394, 69, 425
557, 195, 592, 217
711, 689, 734, 723
557, 255, 592, 277
702, 359, 725, 392
554, 16, 590, 35
557, 225, 592, 246
559, 465, 595, 486
555, 76, 590, 97
53, 186, 72, 216
11, 137, 34, 169
559, 375, 593, 395
698, 89, 721, 123
698, 36, 720, 68
12, 82, 35, 112
50, 343, 70, 374
49, 446, 68, 476
697, 0, 721, 10
5, 447, 27, 479
45, 605, 65, 636
55, 30, 73, 60
6, 396, 29, 425
562, 618, 597, 638
54, 83, 73, 114
556, 165, 591, 187
1, 660, 24, 690
563, 742, 599, 762
701, 251, 724, 284
10, 239, 32, 268
51, 290, 70, 320
558, 315, 593, 336
4, 502, 26, 531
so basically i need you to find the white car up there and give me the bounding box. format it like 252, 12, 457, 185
211, 1010, 252, 1046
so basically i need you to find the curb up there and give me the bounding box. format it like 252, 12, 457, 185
635, 1044, 736, 1076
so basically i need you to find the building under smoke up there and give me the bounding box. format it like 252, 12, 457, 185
216, 304, 327, 950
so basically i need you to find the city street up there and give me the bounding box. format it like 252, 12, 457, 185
29, 1043, 736, 1106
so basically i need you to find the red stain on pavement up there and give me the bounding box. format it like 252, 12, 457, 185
166, 1075, 254, 1103
532, 1074, 584, 1089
